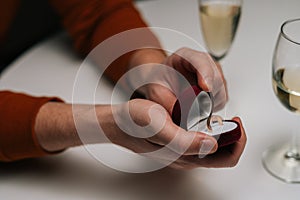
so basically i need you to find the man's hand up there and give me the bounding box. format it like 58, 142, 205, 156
127, 47, 227, 114
102, 99, 246, 169
35, 99, 246, 169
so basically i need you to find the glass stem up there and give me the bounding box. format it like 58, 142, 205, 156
285, 116, 300, 160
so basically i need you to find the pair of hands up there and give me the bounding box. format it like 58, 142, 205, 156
36, 47, 246, 169
108, 47, 247, 169
106, 99, 246, 169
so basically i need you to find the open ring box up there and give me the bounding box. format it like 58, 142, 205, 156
172, 85, 241, 148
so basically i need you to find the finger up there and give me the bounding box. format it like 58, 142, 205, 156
171, 48, 215, 91
170, 48, 227, 108
199, 117, 247, 168
171, 117, 246, 168
139, 140, 182, 161
127, 139, 188, 168
192, 54, 226, 96
173, 153, 236, 168
148, 123, 218, 156
212, 86, 228, 111
137, 139, 214, 169
145, 84, 177, 114
185, 51, 215, 92
230, 117, 247, 158
168, 159, 199, 170
167, 153, 237, 169
153, 118, 246, 169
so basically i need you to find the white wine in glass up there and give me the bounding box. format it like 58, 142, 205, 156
198, 0, 242, 61
263, 18, 300, 183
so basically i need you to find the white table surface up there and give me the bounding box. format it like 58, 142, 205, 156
1, 0, 300, 199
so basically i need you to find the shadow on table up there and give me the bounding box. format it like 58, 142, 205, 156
0, 152, 219, 200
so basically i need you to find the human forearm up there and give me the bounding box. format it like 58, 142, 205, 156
129, 49, 166, 69
0, 91, 63, 162
34, 102, 80, 152
33, 98, 246, 170
34, 102, 121, 152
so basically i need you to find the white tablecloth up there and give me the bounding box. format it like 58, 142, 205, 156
1, 0, 300, 199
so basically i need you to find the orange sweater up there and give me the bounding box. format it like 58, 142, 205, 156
0, 0, 160, 162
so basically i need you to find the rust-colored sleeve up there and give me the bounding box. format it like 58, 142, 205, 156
49, 0, 162, 83
0, 91, 63, 162
0, 0, 162, 162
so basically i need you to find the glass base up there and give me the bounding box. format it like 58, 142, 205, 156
262, 143, 300, 183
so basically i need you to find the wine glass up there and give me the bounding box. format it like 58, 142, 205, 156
262, 18, 300, 183
198, 0, 242, 61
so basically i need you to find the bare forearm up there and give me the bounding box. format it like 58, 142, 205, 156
34, 102, 80, 152
34, 102, 119, 152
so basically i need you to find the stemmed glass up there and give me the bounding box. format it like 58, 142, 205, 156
262, 18, 300, 183
198, 0, 242, 61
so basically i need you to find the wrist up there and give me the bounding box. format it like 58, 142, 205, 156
94, 104, 121, 144
126, 48, 166, 96
129, 48, 166, 68
35, 102, 80, 152
35, 103, 122, 152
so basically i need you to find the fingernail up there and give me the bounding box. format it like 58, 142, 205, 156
199, 139, 216, 155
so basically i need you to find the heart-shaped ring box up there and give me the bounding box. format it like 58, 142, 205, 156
171, 85, 241, 148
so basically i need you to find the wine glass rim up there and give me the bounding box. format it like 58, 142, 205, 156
281, 18, 300, 45
199, 0, 243, 5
